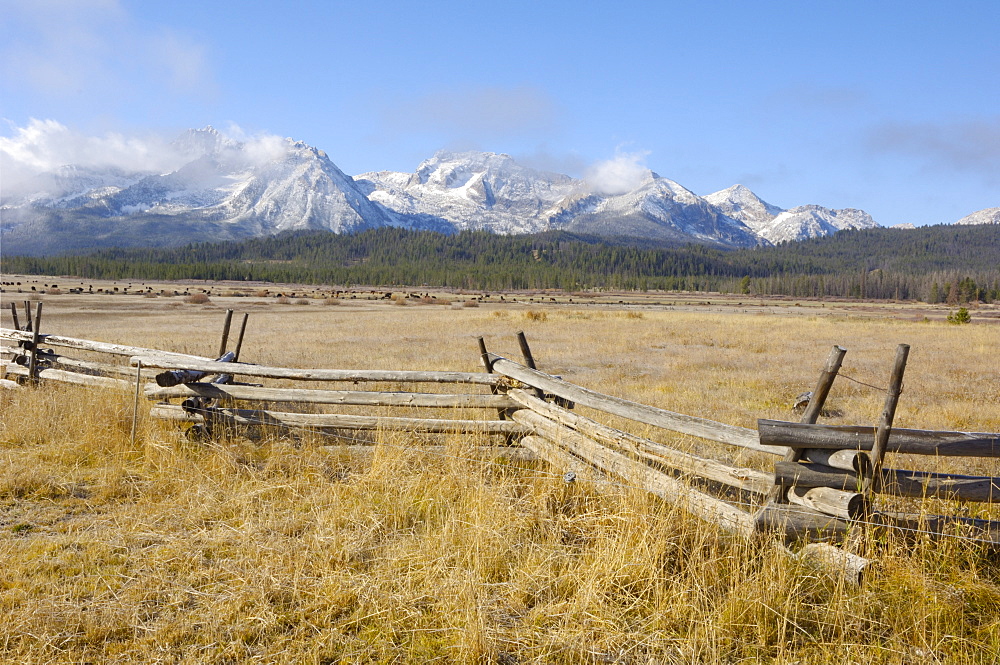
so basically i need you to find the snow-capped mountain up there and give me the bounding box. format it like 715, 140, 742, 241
1, 127, 883, 255
356, 151, 578, 235
704, 184, 784, 234
554, 173, 761, 247
704, 185, 879, 244
1, 127, 394, 253
954, 207, 1000, 225
358, 151, 762, 247
92, 127, 390, 233
751, 206, 878, 244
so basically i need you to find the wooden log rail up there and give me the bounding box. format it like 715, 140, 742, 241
147, 382, 519, 410
507, 388, 772, 494
487, 354, 775, 455
4, 364, 134, 390
134, 352, 503, 387
510, 407, 758, 536
499, 363, 849, 542
773, 461, 1000, 503
759, 419, 1000, 458
1, 328, 171, 358
2, 345, 160, 381
151, 403, 528, 436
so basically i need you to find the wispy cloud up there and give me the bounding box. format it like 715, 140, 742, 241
584, 148, 652, 195
867, 116, 1000, 183
0, 0, 215, 100
0, 120, 287, 197
0, 119, 185, 186
382, 86, 560, 141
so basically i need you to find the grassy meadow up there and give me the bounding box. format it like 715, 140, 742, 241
1, 282, 999, 663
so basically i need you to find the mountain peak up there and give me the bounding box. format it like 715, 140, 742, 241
172, 126, 237, 159
1, 129, 884, 254
704, 184, 784, 233
954, 206, 1000, 225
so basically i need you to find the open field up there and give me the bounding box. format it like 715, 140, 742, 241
2, 281, 1000, 663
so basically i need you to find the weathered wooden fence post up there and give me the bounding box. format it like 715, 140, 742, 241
862, 344, 910, 498
233, 313, 249, 361
218, 309, 234, 358
770, 345, 847, 503
477, 336, 513, 430
516, 331, 546, 400
27, 302, 43, 385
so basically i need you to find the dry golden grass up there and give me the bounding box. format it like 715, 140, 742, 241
1, 287, 1000, 663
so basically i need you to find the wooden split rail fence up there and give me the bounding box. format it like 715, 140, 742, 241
3, 305, 999, 579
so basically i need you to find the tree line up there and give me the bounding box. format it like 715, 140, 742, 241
3, 224, 998, 302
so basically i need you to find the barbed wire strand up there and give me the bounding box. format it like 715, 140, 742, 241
837, 373, 890, 393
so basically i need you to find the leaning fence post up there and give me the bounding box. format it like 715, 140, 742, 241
769, 345, 847, 503
232, 313, 249, 361
27, 302, 43, 384
477, 336, 513, 432
10, 303, 21, 331
218, 309, 234, 357
515, 331, 546, 400
476, 336, 494, 375
862, 344, 909, 497
131, 360, 143, 447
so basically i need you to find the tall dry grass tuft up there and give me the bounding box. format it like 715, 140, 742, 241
1, 301, 999, 662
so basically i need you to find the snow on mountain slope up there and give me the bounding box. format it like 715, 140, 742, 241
214, 139, 391, 234
556, 173, 762, 247
954, 207, 1000, 225
755, 205, 878, 244
1, 128, 391, 252
359, 152, 761, 245
1, 127, 883, 254
704, 184, 784, 233
356, 151, 578, 234
703, 185, 884, 243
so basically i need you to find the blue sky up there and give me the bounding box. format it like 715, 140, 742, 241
2, 0, 998, 226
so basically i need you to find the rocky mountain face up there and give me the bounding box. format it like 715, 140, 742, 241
954, 207, 1000, 226
0, 127, 392, 254
703, 185, 878, 244
357, 152, 762, 247
1, 128, 886, 255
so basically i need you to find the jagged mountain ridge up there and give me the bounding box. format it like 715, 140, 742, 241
0, 128, 402, 254
2, 127, 887, 255
954, 207, 1000, 226
703, 185, 878, 244
357, 152, 761, 247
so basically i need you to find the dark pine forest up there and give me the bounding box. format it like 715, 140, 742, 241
4, 224, 999, 303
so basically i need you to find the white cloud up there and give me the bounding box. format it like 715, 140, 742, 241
584, 149, 652, 195
220, 123, 293, 165
384, 86, 559, 140
1, 119, 184, 174
0, 0, 214, 100
0, 120, 291, 198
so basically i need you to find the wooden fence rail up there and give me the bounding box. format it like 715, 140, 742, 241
134, 353, 502, 386
146, 383, 519, 409
759, 419, 1000, 457
487, 354, 775, 455
487, 347, 1000, 553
